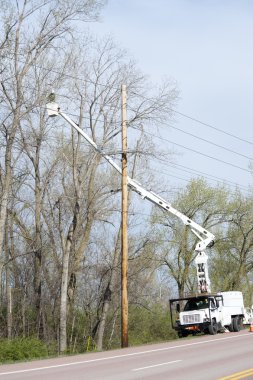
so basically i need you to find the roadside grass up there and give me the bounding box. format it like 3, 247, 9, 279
0, 338, 49, 364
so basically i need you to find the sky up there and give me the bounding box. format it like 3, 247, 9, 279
88, 0, 253, 194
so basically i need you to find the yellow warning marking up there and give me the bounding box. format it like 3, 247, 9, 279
218, 368, 253, 380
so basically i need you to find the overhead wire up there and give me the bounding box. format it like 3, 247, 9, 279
131, 91, 253, 146
130, 126, 252, 174
4, 53, 253, 146
164, 123, 253, 161
44, 97, 253, 178
29, 106, 253, 189
46, 128, 250, 193
1, 101, 252, 182
133, 145, 251, 193
127, 140, 251, 191
150, 164, 250, 194
167, 107, 253, 146
166, 162, 250, 192
43, 103, 253, 176
3, 54, 253, 163
2, 55, 253, 186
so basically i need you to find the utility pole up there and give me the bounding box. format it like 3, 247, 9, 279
121, 84, 128, 348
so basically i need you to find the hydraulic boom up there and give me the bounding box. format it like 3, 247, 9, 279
46, 101, 215, 293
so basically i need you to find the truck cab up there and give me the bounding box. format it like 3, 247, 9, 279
170, 291, 245, 337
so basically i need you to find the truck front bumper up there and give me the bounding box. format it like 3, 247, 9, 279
175, 322, 210, 334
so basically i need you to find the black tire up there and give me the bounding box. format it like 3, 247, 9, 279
233, 316, 242, 332
228, 323, 234, 332
178, 331, 188, 338
208, 320, 218, 335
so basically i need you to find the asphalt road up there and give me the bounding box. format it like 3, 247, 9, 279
0, 330, 253, 380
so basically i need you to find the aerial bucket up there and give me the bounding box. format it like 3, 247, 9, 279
46, 102, 59, 117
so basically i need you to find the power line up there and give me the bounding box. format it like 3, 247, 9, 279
45, 105, 253, 182
143, 153, 250, 192
45, 103, 253, 176
2, 57, 253, 181
42, 105, 253, 181
48, 123, 250, 192
4, 53, 253, 148
168, 107, 253, 146
165, 123, 253, 161
167, 162, 250, 191
131, 126, 252, 174
154, 163, 250, 194
45, 106, 253, 185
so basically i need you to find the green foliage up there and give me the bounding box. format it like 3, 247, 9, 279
151, 178, 230, 296
0, 338, 48, 363
128, 304, 177, 346
210, 192, 253, 298
66, 310, 97, 354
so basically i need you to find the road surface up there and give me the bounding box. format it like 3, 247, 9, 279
0, 330, 252, 379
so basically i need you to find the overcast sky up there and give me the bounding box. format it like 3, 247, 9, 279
89, 0, 253, 193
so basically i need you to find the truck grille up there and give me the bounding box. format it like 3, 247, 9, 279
183, 314, 200, 324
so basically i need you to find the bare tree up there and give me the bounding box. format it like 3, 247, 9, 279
0, 0, 106, 300
0, 3, 181, 350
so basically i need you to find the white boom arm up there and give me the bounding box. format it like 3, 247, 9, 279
46, 102, 214, 293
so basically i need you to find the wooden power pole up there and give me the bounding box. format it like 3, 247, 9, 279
121, 84, 128, 348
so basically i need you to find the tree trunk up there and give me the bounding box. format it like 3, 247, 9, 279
59, 224, 73, 353
59, 200, 80, 353
34, 144, 43, 339
0, 135, 16, 301
96, 231, 121, 351
5, 220, 12, 339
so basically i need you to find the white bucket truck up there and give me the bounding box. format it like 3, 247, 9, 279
170, 291, 245, 336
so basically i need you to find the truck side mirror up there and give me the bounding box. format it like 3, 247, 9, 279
176, 303, 180, 313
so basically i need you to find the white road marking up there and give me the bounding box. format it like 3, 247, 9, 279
0, 333, 251, 376
132, 360, 182, 371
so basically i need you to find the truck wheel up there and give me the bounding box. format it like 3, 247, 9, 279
233, 316, 242, 332
208, 320, 218, 335
178, 331, 188, 338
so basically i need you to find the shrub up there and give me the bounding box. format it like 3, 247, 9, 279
0, 338, 48, 363
128, 304, 177, 346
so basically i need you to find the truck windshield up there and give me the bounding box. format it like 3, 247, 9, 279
184, 298, 209, 311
